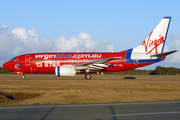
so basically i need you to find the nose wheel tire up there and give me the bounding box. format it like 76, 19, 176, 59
85, 74, 91, 80
21, 75, 26, 79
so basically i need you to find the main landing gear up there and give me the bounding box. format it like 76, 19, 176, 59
85, 74, 91, 80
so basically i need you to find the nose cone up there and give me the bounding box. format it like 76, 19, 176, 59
2, 62, 11, 70
2, 62, 8, 69
3, 62, 8, 69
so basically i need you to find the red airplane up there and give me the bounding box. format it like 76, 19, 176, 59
3, 17, 177, 79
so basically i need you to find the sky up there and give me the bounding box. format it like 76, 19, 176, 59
0, 0, 180, 70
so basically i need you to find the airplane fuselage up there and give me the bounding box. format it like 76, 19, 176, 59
3, 50, 162, 74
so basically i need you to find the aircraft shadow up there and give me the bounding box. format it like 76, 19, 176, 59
123, 77, 136, 79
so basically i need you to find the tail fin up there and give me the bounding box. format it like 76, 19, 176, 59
132, 17, 171, 54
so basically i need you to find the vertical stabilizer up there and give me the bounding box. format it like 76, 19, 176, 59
132, 17, 171, 55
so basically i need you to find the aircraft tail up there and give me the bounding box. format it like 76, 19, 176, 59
132, 17, 171, 55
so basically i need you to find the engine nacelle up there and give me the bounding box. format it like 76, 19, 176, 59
55, 65, 76, 76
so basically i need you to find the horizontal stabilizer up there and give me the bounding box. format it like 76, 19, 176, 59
150, 50, 178, 57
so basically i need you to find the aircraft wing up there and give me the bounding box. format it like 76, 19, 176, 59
74, 57, 120, 71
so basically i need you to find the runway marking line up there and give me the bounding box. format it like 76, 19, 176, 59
0, 101, 179, 109
112, 111, 180, 116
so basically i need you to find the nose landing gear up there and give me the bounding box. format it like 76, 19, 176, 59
14, 71, 26, 79
21, 75, 26, 79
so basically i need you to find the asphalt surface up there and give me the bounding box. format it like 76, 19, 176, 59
0, 101, 180, 120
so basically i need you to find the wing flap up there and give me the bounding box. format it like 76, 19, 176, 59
74, 57, 120, 71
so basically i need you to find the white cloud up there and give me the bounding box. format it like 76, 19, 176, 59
165, 33, 180, 63
12, 27, 28, 40
78, 32, 91, 39
163, 45, 169, 52
13, 47, 23, 55
172, 39, 180, 48
0, 25, 114, 66
2, 25, 7, 28
106, 44, 115, 52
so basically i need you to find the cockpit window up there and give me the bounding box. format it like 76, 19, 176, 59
11, 58, 18, 61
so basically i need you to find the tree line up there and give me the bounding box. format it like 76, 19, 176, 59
155, 66, 180, 75
0, 66, 13, 74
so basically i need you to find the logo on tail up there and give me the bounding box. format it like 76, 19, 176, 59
130, 17, 172, 60
142, 31, 165, 54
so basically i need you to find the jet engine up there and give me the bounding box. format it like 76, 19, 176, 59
55, 65, 77, 76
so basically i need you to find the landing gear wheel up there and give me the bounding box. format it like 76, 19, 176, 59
85, 74, 91, 80
21, 75, 26, 79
